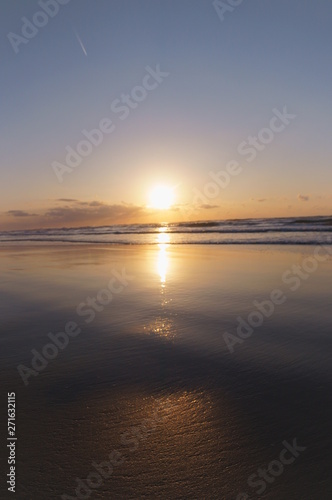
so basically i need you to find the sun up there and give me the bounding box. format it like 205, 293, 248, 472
148, 185, 175, 209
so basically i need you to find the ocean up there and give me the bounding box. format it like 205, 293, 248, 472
2, 215, 332, 245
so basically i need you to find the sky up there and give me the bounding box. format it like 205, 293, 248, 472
1, 0, 332, 229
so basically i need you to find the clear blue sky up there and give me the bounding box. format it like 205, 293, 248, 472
1, 0, 332, 228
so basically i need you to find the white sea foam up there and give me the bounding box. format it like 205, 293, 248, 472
1, 216, 332, 245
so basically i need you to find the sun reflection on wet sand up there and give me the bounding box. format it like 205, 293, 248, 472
157, 229, 170, 286
141, 229, 175, 339
3, 245, 332, 497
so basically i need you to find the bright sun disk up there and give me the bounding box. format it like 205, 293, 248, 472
149, 185, 175, 209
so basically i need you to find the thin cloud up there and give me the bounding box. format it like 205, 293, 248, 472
6, 210, 38, 217
56, 198, 78, 203
56, 199, 104, 207
3, 201, 145, 229
200, 204, 219, 209
44, 201, 144, 225
298, 194, 310, 202
88, 201, 104, 207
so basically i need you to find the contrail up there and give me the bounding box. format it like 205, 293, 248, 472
74, 29, 87, 56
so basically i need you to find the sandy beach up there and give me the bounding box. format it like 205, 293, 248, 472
1, 243, 331, 498
2, 0, 332, 497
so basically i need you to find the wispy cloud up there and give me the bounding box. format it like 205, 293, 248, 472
200, 204, 219, 209
298, 194, 310, 202
2, 200, 145, 230
56, 198, 78, 203
6, 210, 38, 217
44, 201, 143, 225
251, 198, 267, 203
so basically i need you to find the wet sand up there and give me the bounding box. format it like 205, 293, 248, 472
1, 244, 332, 499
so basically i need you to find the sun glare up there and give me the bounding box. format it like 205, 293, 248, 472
149, 185, 175, 210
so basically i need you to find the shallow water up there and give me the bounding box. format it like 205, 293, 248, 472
1, 244, 332, 498
1, 215, 332, 245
